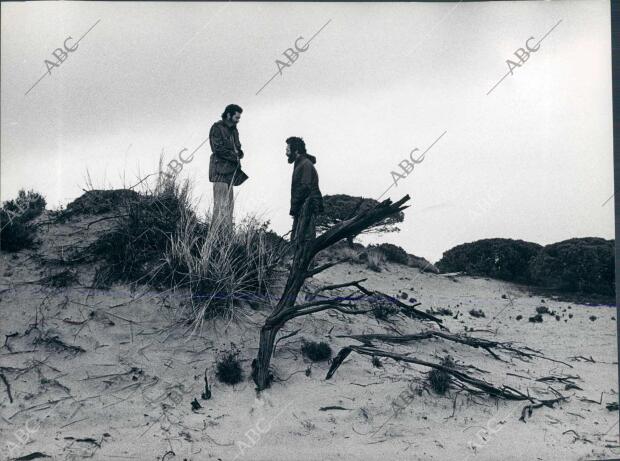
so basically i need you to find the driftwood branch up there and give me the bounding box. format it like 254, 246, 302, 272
338, 331, 550, 362
348, 281, 446, 329
326, 344, 568, 421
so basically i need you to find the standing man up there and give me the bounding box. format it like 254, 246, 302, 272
286, 136, 324, 243
209, 104, 248, 228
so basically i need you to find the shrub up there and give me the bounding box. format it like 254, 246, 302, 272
88, 177, 191, 285
536, 306, 550, 315
529, 314, 543, 323
3, 190, 46, 222
528, 238, 615, 296
407, 253, 440, 273
61, 189, 140, 220
1, 190, 46, 252
436, 238, 542, 283
428, 356, 454, 395
469, 309, 485, 318
165, 214, 285, 321
301, 340, 332, 362
373, 243, 409, 265
516, 315, 523, 321
373, 298, 400, 320
87, 174, 285, 323
215, 350, 243, 385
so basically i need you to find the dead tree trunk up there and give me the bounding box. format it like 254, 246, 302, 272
252, 195, 417, 390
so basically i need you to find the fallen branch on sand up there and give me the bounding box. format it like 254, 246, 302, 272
325, 344, 568, 421
338, 331, 545, 362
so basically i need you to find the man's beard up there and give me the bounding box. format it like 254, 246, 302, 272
287, 155, 295, 164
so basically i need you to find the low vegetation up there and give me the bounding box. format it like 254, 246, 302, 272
0, 189, 46, 252
301, 340, 332, 362
85, 173, 286, 324
428, 356, 454, 395
528, 237, 614, 296
215, 349, 244, 385
437, 238, 542, 283
437, 237, 615, 297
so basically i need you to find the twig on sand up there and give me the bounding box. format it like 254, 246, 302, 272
578, 392, 604, 405
0, 372, 13, 403
568, 355, 596, 363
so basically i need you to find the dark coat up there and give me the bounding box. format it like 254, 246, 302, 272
290, 153, 324, 216
208, 120, 248, 186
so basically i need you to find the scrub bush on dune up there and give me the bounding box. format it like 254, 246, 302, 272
1, 190, 46, 252
164, 213, 286, 323
437, 238, 542, 283
529, 237, 615, 296
88, 172, 286, 326
89, 176, 191, 285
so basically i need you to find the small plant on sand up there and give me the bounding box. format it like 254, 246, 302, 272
373, 298, 400, 320
469, 308, 485, 318
529, 313, 543, 323
536, 306, 550, 315
428, 356, 454, 395
215, 348, 244, 385
301, 340, 332, 362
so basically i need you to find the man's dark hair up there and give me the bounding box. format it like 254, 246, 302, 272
286, 136, 307, 155
222, 104, 243, 120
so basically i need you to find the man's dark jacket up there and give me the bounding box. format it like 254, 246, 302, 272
209, 120, 248, 186
290, 153, 324, 216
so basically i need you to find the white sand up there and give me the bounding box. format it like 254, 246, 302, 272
0, 212, 618, 460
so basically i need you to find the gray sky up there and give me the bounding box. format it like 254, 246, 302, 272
1, 1, 614, 262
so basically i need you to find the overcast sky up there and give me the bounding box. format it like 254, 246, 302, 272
1, 1, 614, 262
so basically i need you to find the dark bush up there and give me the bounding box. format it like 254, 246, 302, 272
428, 356, 454, 395
1, 190, 46, 252
372, 243, 409, 265
536, 306, 550, 315
437, 238, 542, 283
373, 298, 400, 320
0, 212, 36, 252
215, 351, 243, 385
529, 314, 543, 323
88, 183, 189, 285
3, 190, 46, 222
301, 340, 332, 362
516, 315, 523, 321
61, 189, 140, 219
528, 238, 615, 296
469, 309, 485, 318
428, 307, 453, 316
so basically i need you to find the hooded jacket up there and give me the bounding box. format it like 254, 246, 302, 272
208, 120, 248, 186
290, 153, 324, 216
